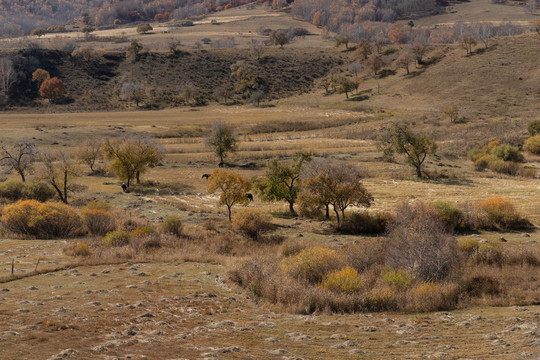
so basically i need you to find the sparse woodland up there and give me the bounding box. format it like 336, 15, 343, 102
0, 2, 540, 358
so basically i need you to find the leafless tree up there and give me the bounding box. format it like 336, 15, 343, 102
387, 202, 458, 282
0, 57, 16, 94
0, 140, 39, 182
40, 151, 81, 204
121, 81, 146, 107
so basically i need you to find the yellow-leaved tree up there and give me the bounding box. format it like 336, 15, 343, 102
207, 170, 251, 221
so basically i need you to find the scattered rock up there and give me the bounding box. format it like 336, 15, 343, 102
26, 286, 38, 290
264, 337, 279, 343
47, 348, 78, 360
101, 269, 111, 274
268, 349, 288, 354
349, 349, 365, 355
17, 309, 30, 313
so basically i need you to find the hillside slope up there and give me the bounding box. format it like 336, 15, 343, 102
361, 33, 540, 120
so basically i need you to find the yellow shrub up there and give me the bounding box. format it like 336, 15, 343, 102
477, 196, 529, 230
281, 246, 342, 284
409, 282, 460, 312
130, 225, 156, 238
72, 241, 91, 257
2, 200, 82, 239
365, 287, 397, 311
103, 230, 130, 247
457, 238, 479, 254
81, 208, 116, 235
320, 266, 363, 293
524, 135, 540, 155
382, 268, 412, 289
83, 200, 111, 211
160, 215, 183, 237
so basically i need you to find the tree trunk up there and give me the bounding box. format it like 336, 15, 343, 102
19, 171, 25, 182
334, 207, 341, 227
416, 166, 422, 178
227, 205, 232, 222
325, 204, 330, 219
63, 170, 68, 204
136, 171, 140, 184
289, 201, 295, 215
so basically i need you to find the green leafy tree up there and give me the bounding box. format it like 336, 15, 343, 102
256, 153, 310, 215
104, 135, 164, 188
379, 123, 437, 178
207, 170, 251, 221
205, 119, 238, 164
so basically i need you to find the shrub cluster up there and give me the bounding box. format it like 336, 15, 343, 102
338, 210, 390, 235
433, 197, 531, 232
281, 246, 343, 284
160, 215, 183, 237
232, 209, 273, 241
524, 135, 540, 155
1, 200, 83, 239
103, 230, 130, 247
320, 266, 364, 293
0, 180, 56, 202
468, 140, 532, 176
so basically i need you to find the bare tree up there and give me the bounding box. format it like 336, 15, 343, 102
40, 151, 81, 204
121, 82, 146, 107
387, 202, 458, 282
0, 140, 39, 182
0, 57, 16, 94
76, 137, 103, 172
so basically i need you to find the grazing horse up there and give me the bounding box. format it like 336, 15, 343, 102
202, 173, 211, 179
218, 161, 224, 168
121, 183, 128, 193
245, 193, 254, 202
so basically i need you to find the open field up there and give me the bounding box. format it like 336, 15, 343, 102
0, 5, 331, 52
1, 3, 540, 359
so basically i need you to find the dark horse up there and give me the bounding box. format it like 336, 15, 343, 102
218, 161, 224, 168
245, 193, 253, 202
202, 174, 211, 179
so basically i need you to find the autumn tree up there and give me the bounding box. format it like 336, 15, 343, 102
121, 82, 146, 107
460, 35, 477, 56
364, 55, 385, 76
40, 151, 81, 204
378, 123, 437, 178
335, 34, 350, 49
207, 170, 251, 221
136, 23, 153, 34
388, 24, 409, 45
76, 137, 103, 173
205, 119, 238, 164
31, 28, 46, 37
255, 153, 310, 215
39, 77, 66, 102
0, 140, 39, 182
104, 135, 164, 188
335, 77, 359, 99
269, 30, 291, 48
354, 39, 373, 60
32, 68, 50, 84
302, 159, 372, 227
126, 41, 143, 61
394, 52, 413, 74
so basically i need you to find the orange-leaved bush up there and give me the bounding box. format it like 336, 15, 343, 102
1, 200, 82, 238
